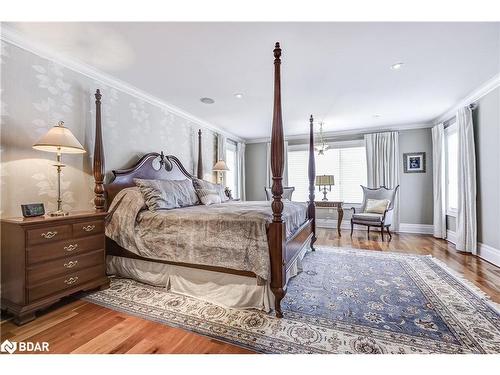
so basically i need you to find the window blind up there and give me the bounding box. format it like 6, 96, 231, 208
287, 144, 367, 203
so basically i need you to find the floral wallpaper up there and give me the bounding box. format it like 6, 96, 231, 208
0, 41, 217, 217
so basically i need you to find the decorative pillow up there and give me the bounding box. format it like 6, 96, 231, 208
364, 199, 390, 214
134, 178, 199, 211
196, 188, 222, 206
192, 178, 229, 202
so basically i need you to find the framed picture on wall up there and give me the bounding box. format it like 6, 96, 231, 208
403, 152, 426, 173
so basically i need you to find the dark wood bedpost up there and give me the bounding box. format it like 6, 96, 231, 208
93, 89, 105, 211
269, 42, 286, 318
197, 129, 203, 179
308, 115, 317, 250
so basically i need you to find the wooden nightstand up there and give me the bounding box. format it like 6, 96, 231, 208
1, 210, 109, 325
315, 201, 344, 236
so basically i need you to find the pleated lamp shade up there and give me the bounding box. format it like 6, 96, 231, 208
315, 174, 335, 186
212, 160, 230, 172
33, 121, 86, 154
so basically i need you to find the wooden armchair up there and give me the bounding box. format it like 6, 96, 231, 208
350, 185, 399, 241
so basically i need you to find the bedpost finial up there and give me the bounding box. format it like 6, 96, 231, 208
95, 89, 102, 102
198, 129, 202, 136
310, 114, 314, 123
274, 42, 281, 59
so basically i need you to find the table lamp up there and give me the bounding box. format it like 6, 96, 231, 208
212, 160, 229, 185
315, 174, 335, 201
33, 121, 86, 216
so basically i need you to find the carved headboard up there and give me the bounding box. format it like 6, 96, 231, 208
104, 153, 196, 206
92, 90, 205, 208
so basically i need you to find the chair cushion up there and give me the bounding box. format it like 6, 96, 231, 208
352, 212, 383, 223
365, 199, 390, 214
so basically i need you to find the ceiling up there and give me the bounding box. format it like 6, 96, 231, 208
5, 22, 500, 140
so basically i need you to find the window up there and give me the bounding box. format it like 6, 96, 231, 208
287, 141, 367, 203
225, 140, 238, 199
445, 122, 458, 214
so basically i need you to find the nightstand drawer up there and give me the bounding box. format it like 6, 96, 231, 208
73, 220, 104, 238
27, 225, 72, 246
27, 264, 106, 302
27, 249, 104, 285
27, 234, 104, 264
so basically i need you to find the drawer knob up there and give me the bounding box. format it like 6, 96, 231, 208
82, 225, 95, 232
64, 276, 79, 285
41, 231, 58, 239
64, 260, 78, 269
64, 244, 78, 252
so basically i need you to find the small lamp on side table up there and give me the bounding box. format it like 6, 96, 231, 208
316, 174, 335, 201
32, 121, 86, 216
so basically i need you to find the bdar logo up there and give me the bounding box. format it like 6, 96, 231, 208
1, 339, 17, 354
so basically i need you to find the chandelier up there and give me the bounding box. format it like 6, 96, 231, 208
314, 122, 330, 156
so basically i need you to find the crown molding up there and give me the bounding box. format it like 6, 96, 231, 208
245, 122, 433, 144
433, 73, 500, 125
0, 25, 243, 142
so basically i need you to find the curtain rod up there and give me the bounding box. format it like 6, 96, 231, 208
443, 102, 477, 127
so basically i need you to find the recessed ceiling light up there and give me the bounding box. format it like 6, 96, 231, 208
200, 97, 215, 104
373, 114, 381, 118
234, 93, 244, 99
390, 62, 404, 70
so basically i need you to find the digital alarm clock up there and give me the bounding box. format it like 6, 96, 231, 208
21, 203, 45, 218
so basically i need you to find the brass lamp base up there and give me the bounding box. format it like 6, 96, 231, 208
322, 187, 329, 201
48, 210, 69, 217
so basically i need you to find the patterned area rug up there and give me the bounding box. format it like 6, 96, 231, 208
84, 247, 500, 353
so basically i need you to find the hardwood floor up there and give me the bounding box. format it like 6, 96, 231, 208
2, 229, 499, 354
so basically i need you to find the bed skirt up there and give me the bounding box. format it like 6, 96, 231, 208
106, 243, 310, 312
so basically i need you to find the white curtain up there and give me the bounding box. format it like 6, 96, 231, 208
236, 142, 246, 200
266, 141, 288, 188
432, 123, 447, 239
216, 133, 227, 185
191, 127, 200, 176
364, 132, 400, 232
456, 107, 477, 254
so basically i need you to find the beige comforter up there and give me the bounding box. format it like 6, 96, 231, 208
106, 188, 308, 280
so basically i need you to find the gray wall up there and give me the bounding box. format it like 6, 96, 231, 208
473, 87, 500, 250
1, 41, 218, 217
245, 128, 434, 226
399, 128, 434, 225
245, 143, 267, 201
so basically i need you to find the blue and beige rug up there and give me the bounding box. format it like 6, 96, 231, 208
84, 247, 500, 353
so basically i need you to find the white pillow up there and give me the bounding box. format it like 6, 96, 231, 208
364, 199, 390, 214
193, 178, 229, 202
196, 189, 222, 206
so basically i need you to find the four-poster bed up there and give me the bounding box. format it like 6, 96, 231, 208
92, 42, 316, 317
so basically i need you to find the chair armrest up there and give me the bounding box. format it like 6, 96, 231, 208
383, 208, 394, 225
350, 207, 357, 214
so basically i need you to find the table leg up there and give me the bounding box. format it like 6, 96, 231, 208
337, 205, 343, 237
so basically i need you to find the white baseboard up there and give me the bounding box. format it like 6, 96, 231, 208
446, 230, 499, 267
477, 243, 500, 267
316, 218, 357, 230
399, 223, 434, 235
